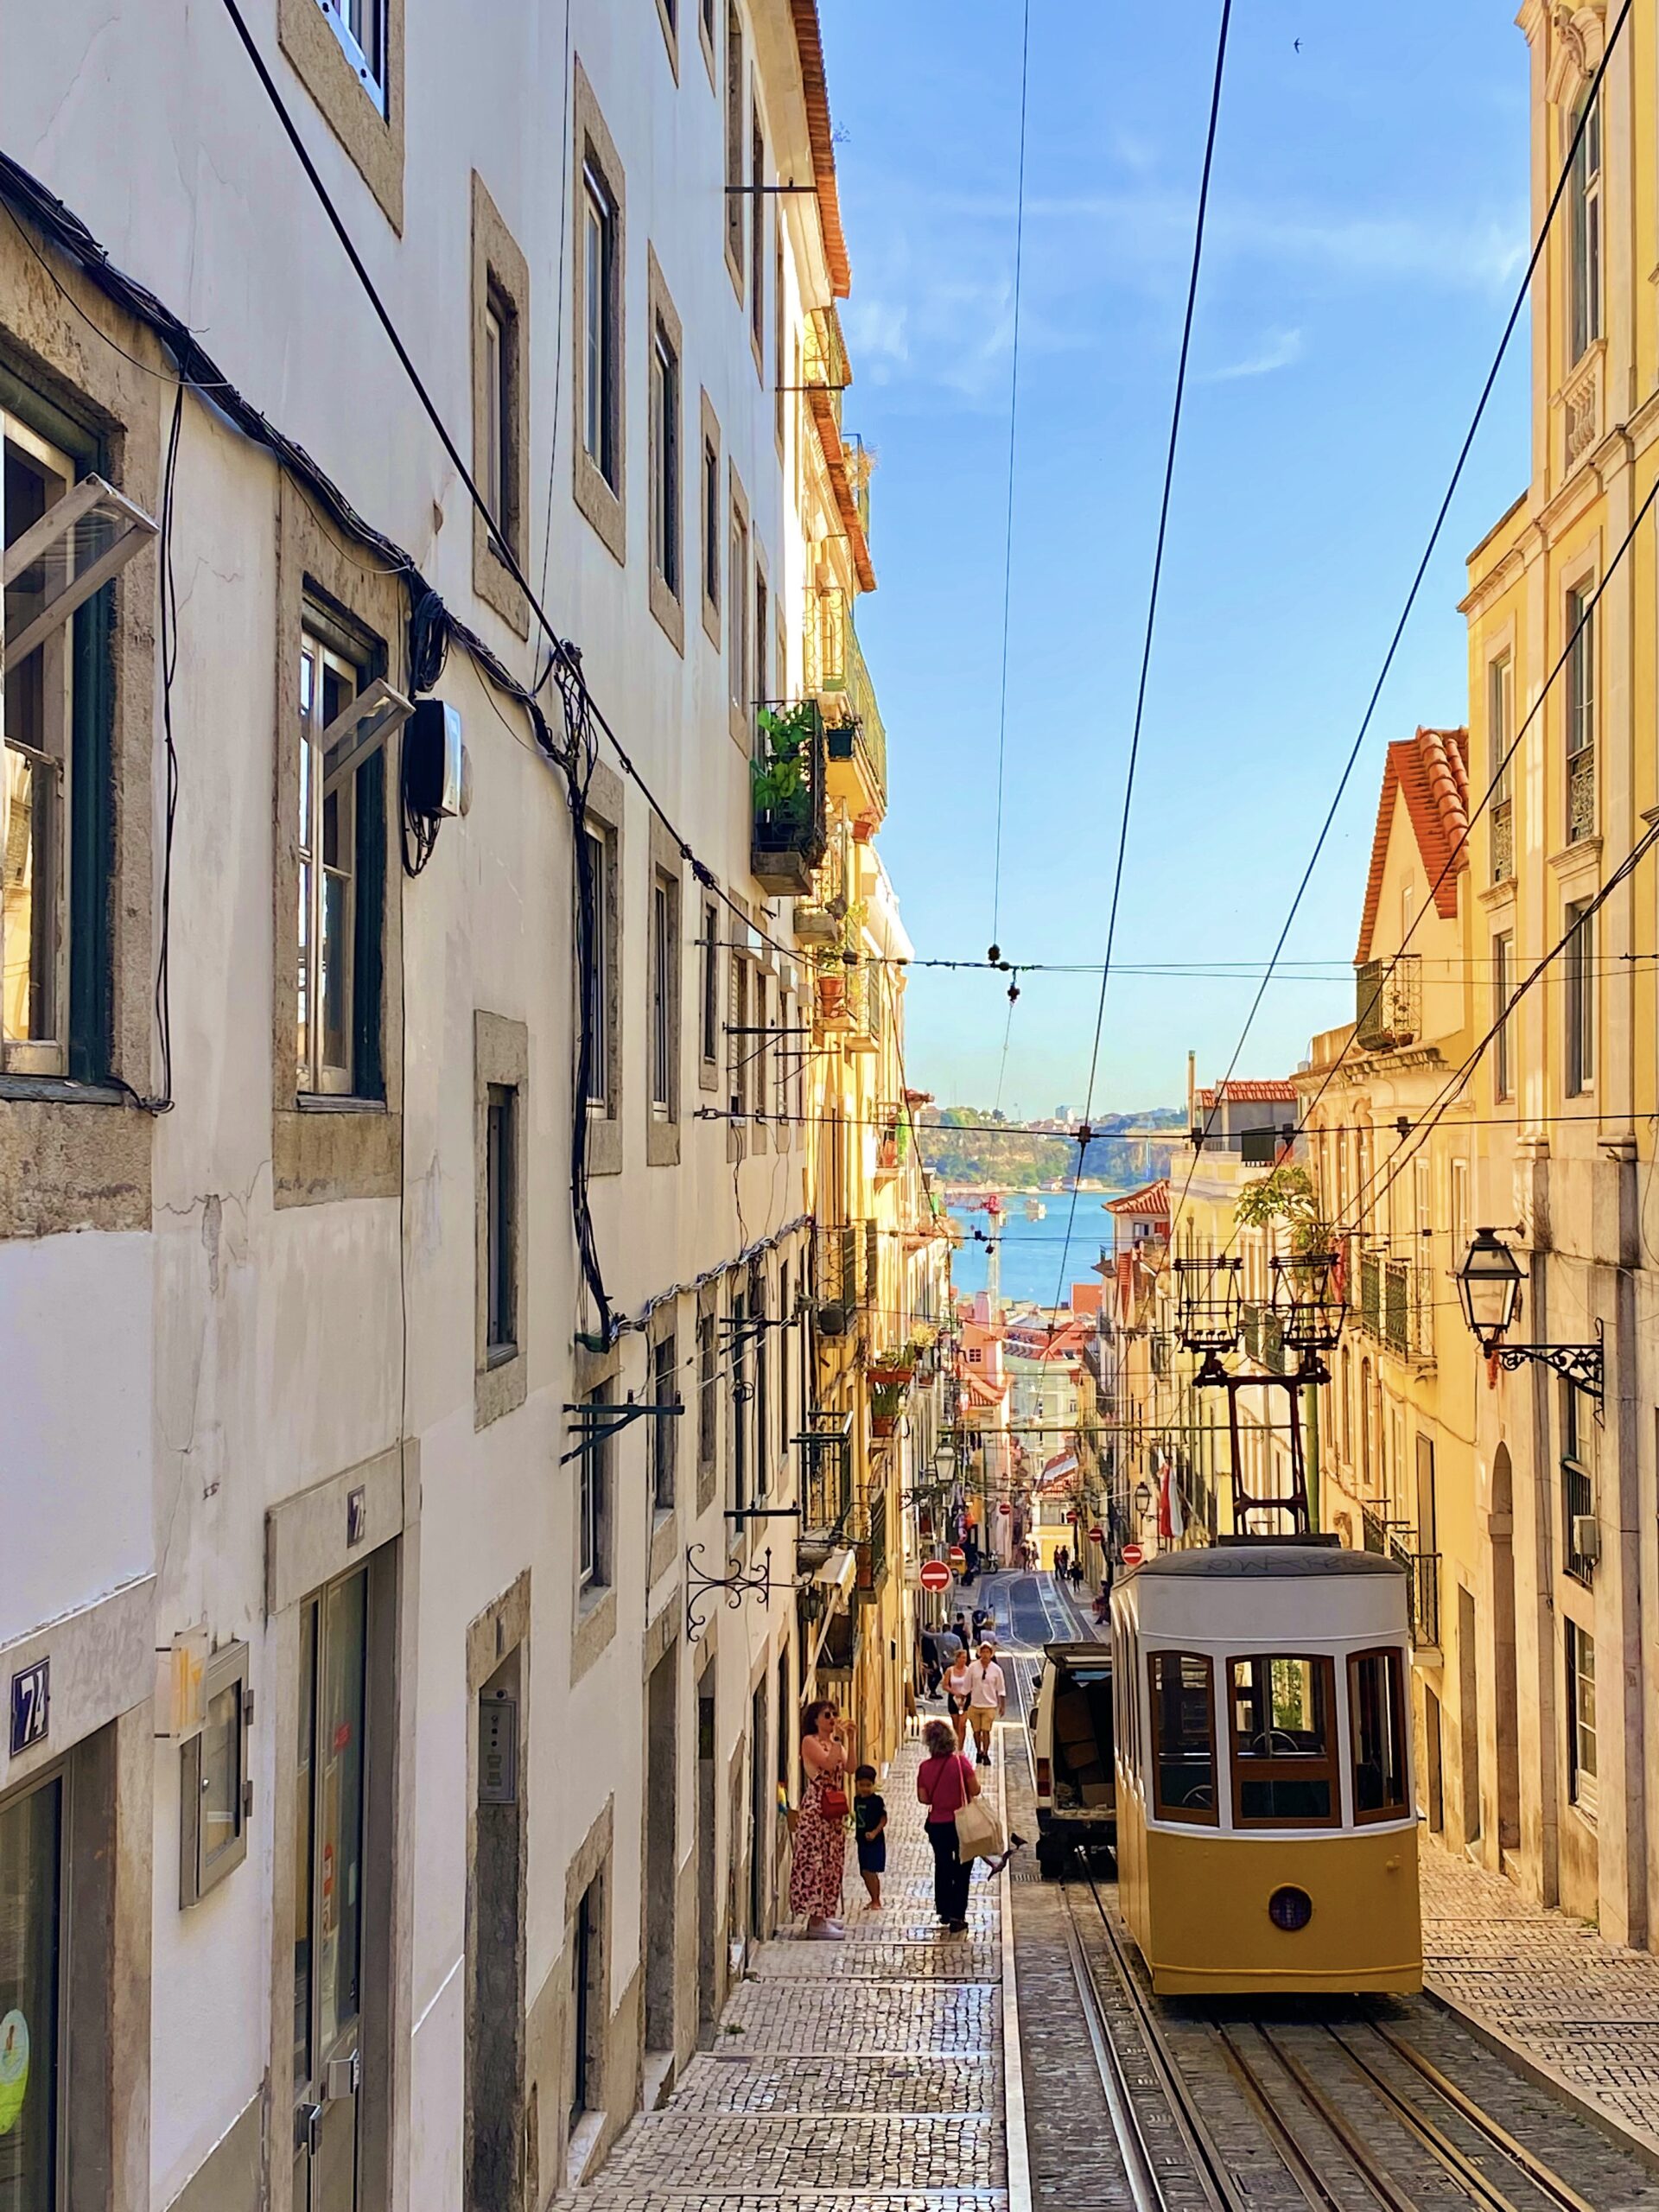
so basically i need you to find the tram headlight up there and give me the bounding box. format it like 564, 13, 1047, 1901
1267, 1885, 1313, 1933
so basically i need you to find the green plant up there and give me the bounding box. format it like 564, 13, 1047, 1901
1232, 1164, 1331, 1255
751, 704, 817, 819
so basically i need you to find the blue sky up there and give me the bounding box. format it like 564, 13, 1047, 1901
818, 2, 1531, 1117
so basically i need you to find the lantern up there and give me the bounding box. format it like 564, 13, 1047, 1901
1456, 1227, 1522, 1351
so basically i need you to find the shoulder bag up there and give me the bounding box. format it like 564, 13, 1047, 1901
953, 1758, 1004, 1860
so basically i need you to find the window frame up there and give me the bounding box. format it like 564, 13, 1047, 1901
316, 0, 388, 111
486, 1080, 517, 1361
1347, 1645, 1409, 1825
1565, 582, 1596, 842
1565, 897, 1594, 1096
651, 1329, 678, 1516
652, 322, 680, 597
649, 864, 680, 1126
582, 820, 613, 1116
1226, 1652, 1343, 1831
1568, 90, 1602, 366
749, 107, 766, 366
180, 1639, 252, 1906
699, 894, 721, 1088
579, 1386, 612, 1594
700, 391, 722, 647
296, 621, 387, 1103
1147, 1649, 1218, 1827
728, 476, 750, 747
724, 4, 746, 287
571, 65, 627, 562
1567, 1618, 1598, 1814
1492, 930, 1514, 1102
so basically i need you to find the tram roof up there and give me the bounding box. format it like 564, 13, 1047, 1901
1131, 1545, 1403, 1580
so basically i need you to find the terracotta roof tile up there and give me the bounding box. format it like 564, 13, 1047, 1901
788, 1, 850, 298
1355, 726, 1470, 963
1195, 1081, 1299, 1106
1106, 1178, 1171, 1217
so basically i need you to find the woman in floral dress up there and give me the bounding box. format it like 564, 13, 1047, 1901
791, 1700, 851, 1937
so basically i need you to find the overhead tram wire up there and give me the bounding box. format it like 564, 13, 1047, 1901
1051, 0, 1233, 1312
1166, 0, 1633, 1244
988, 0, 1033, 963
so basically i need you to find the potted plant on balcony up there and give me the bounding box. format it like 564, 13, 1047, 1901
751, 704, 815, 830
869, 1376, 907, 1436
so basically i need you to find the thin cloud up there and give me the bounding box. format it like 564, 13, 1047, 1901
1205, 326, 1305, 381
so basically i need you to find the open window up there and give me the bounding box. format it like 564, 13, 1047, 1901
180, 1640, 252, 1906
3, 420, 156, 1077
1348, 1647, 1408, 1821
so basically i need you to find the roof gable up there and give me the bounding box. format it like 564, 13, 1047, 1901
1355, 726, 1469, 964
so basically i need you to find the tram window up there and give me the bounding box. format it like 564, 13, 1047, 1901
1228, 1655, 1339, 1826
1349, 1648, 1408, 1820
1148, 1652, 1217, 1824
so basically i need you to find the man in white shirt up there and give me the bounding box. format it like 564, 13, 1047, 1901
966, 1643, 1007, 1767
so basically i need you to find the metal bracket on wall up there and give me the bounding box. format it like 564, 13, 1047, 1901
1492, 1318, 1605, 1414
559, 1401, 683, 1465
685, 1542, 779, 1643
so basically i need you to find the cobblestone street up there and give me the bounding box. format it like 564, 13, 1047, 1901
1422, 1834, 1659, 2158
552, 1733, 1014, 2211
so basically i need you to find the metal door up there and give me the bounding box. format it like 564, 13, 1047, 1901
293, 1569, 370, 2211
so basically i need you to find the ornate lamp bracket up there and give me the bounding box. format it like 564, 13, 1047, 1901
1492, 1319, 1604, 1406
685, 1542, 774, 1644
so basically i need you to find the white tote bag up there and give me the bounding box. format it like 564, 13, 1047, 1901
953, 1765, 1005, 1860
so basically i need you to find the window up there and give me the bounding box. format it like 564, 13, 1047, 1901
1565, 898, 1594, 1095
730, 1288, 749, 1518
486, 1082, 517, 1357
1489, 653, 1514, 881
754, 563, 769, 712
1349, 1648, 1408, 1821
729, 502, 749, 721
750, 116, 766, 354
650, 870, 678, 1120
582, 823, 611, 1111
651, 318, 681, 601
569, 1877, 601, 2123
318, 0, 387, 109
703, 435, 725, 619
700, 898, 720, 1071
297, 626, 387, 1097
652, 1332, 677, 1513
698, 1307, 718, 1471
0, 1770, 62, 2196
1450, 1158, 1471, 1269
1228, 1655, 1339, 1827
752, 1263, 770, 1496
1563, 1383, 1596, 1585
1147, 1651, 1217, 1824
1493, 931, 1514, 1101
1567, 1620, 1597, 1811
775, 224, 786, 445
582, 169, 618, 488
482, 295, 510, 537
579, 1388, 611, 1592
1566, 584, 1595, 841
728, 950, 748, 1122
181, 1640, 251, 1905
779, 1262, 792, 1454
725, 6, 745, 276
1568, 92, 1601, 364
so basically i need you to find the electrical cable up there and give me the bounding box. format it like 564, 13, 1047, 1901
1053, 0, 1232, 1312
1166, 0, 1632, 1237
988, 0, 1033, 962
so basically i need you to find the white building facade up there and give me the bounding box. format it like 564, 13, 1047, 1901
0, 3, 875, 2206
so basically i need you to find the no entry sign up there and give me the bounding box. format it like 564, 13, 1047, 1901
1089, 1526, 1105, 1546
1121, 1541, 1145, 1568
919, 1560, 951, 1592
996, 1501, 1012, 1516
947, 1545, 967, 1573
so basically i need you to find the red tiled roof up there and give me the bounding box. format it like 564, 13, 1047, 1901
1195, 1082, 1298, 1107
806, 385, 876, 592
960, 1370, 1006, 1408
1106, 1178, 1171, 1217
788, 2, 851, 298
1355, 726, 1470, 963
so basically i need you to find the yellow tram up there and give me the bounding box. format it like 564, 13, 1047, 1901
1110, 1543, 1421, 1997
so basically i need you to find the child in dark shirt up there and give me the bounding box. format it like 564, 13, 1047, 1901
853, 1764, 887, 1909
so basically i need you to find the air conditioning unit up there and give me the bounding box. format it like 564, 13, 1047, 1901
1571, 1514, 1601, 1563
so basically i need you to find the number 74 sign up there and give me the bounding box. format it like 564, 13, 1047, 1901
10, 1659, 48, 1758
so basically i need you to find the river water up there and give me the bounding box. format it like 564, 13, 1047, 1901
945, 1190, 1126, 1310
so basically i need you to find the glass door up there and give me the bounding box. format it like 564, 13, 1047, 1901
293, 1570, 369, 2212
0, 1774, 62, 2212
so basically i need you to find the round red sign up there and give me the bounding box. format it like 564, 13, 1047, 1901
996, 1501, 1012, 1516
919, 1560, 951, 1592
1122, 1541, 1145, 1568
947, 1545, 967, 1572
1066, 1509, 1078, 1524
1090, 1525, 1105, 1545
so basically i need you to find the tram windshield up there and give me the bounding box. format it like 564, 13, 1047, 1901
1228, 1656, 1338, 1826
1349, 1648, 1408, 1818
1148, 1652, 1217, 1824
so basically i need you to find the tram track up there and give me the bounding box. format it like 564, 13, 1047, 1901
1001, 1590, 1611, 2212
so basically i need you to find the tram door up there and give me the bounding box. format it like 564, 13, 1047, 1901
294, 1569, 371, 2211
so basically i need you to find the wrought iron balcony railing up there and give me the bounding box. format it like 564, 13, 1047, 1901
1491, 795, 1514, 884
1355, 954, 1421, 1052
806, 587, 887, 815
1563, 1457, 1596, 1586
812, 1225, 863, 1337
750, 699, 828, 895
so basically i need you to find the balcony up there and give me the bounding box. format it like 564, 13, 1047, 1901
1358, 1255, 1433, 1363
1361, 1510, 1440, 1647
1563, 1457, 1596, 1586
1240, 1300, 1288, 1376
750, 700, 828, 895
796, 1408, 852, 1544
811, 1225, 863, 1338
806, 587, 887, 822
1355, 955, 1421, 1052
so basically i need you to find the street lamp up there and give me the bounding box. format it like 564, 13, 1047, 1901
1455, 1226, 1603, 1402
1270, 1249, 1346, 1355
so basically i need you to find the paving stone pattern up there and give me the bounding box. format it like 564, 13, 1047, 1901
549, 1732, 1009, 2211
1422, 1838, 1659, 2152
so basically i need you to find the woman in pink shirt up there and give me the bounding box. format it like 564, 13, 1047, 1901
916, 1717, 980, 1931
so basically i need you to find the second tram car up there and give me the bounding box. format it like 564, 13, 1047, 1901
1110, 1544, 1421, 1996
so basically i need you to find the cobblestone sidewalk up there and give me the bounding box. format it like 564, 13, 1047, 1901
552, 1732, 1012, 2210
1422, 1837, 1659, 2158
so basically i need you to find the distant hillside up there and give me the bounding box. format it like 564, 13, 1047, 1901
917, 1104, 1183, 1192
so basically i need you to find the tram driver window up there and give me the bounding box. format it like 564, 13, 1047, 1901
1348, 1649, 1408, 1821
1148, 1652, 1217, 1825
1228, 1655, 1339, 1826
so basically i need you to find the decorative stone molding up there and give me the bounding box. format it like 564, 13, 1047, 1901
1546, 3, 1606, 107
1561, 345, 1602, 472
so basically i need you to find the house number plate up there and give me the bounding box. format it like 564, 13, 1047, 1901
10, 1658, 48, 1758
